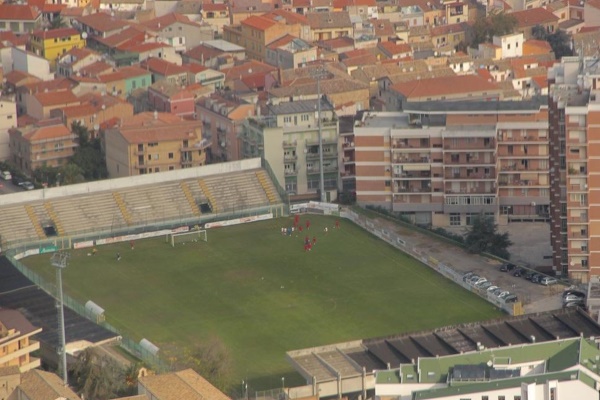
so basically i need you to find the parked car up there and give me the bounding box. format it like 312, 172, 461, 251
463, 272, 475, 282
21, 181, 34, 190
563, 300, 586, 309
468, 275, 481, 285
523, 271, 535, 280
564, 294, 585, 303
486, 285, 499, 292
530, 274, 542, 284
496, 291, 510, 299
540, 277, 558, 286
471, 278, 487, 286
477, 281, 493, 290
491, 288, 505, 296
0, 170, 11, 180
513, 268, 524, 277
563, 290, 585, 299
504, 295, 519, 303
500, 263, 516, 272
11, 176, 24, 187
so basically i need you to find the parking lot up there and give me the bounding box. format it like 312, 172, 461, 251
368, 216, 564, 314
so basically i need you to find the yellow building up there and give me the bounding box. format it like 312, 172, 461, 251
29, 27, 86, 68
105, 112, 210, 177
0, 309, 42, 373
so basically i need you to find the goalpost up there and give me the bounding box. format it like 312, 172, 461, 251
167, 230, 207, 247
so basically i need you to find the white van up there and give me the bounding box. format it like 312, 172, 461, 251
0, 171, 11, 181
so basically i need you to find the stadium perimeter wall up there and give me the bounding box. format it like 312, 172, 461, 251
0, 158, 263, 206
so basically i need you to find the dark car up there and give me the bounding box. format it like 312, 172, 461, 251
531, 274, 543, 284
563, 289, 586, 299
500, 263, 516, 272
504, 295, 519, 303
523, 271, 535, 280
11, 176, 24, 187
513, 268, 524, 277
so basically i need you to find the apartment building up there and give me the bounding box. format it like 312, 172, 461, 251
9, 120, 77, 175
353, 99, 549, 227
104, 112, 209, 177
239, 99, 339, 200
0, 309, 42, 373
548, 56, 600, 282
0, 97, 17, 161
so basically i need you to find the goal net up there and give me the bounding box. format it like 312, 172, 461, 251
167, 230, 207, 247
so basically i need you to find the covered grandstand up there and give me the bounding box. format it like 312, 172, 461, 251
285, 308, 600, 399
0, 158, 284, 249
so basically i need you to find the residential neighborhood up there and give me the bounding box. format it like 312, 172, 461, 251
1, 0, 600, 397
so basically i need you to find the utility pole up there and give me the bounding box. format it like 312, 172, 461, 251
51, 252, 70, 386
313, 65, 328, 203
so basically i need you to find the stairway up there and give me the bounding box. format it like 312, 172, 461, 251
24, 204, 47, 239
43, 202, 65, 236
180, 182, 200, 215
198, 179, 219, 213
112, 192, 132, 225
255, 170, 278, 204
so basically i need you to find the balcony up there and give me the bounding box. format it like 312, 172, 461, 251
283, 140, 297, 149
394, 171, 432, 179
499, 164, 545, 172
445, 184, 496, 195
343, 156, 355, 163
569, 232, 588, 239
391, 139, 430, 149
498, 135, 545, 143
443, 140, 494, 150
395, 186, 431, 193
445, 172, 494, 180
284, 154, 298, 162
305, 137, 338, 146
568, 184, 587, 192
342, 141, 355, 148
498, 180, 545, 187
569, 216, 588, 223
306, 151, 337, 160
393, 155, 430, 163
307, 165, 338, 174
285, 167, 300, 176
444, 155, 495, 165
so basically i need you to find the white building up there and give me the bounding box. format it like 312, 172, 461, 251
0, 98, 17, 161
493, 32, 524, 59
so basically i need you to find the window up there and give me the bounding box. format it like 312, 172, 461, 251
498, 396, 505, 400
168, 152, 174, 159
450, 213, 460, 226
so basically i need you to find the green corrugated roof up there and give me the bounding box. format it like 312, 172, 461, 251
412, 370, 581, 399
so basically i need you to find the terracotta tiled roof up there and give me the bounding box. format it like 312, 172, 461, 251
142, 58, 188, 76
333, 0, 375, 7
230, 0, 280, 13
99, 66, 150, 82
120, 42, 170, 53
431, 22, 466, 36
264, 9, 309, 24
5, 70, 40, 86
142, 12, 199, 30
0, 4, 40, 21
22, 122, 72, 141
75, 12, 130, 33
61, 6, 85, 17
378, 41, 412, 56
241, 15, 277, 30
475, 67, 494, 82
0, 31, 29, 46
182, 63, 209, 73
531, 75, 548, 88
372, 18, 395, 38
222, 60, 277, 81
523, 39, 553, 55
149, 81, 193, 97
318, 36, 354, 50
545, 0, 567, 11
267, 34, 296, 49
33, 90, 79, 107
19, 369, 81, 399
391, 74, 499, 98
32, 27, 80, 40
202, 3, 228, 11
511, 7, 559, 27
586, 0, 600, 9
139, 369, 230, 400
307, 11, 352, 29
79, 61, 114, 77
21, 77, 75, 93
95, 26, 148, 48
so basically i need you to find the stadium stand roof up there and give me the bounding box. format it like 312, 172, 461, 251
287, 308, 600, 384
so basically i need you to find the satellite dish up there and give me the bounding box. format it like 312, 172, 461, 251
81, 32, 88, 40
487, 360, 493, 367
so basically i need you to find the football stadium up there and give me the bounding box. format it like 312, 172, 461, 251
1, 158, 594, 398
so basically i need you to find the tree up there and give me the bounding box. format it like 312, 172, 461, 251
69, 122, 108, 181
471, 11, 518, 47
32, 165, 60, 186
531, 24, 548, 40
547, 30, 573, 59
49, 16, 67, 29
464, 213, 513, 259
163, 336, 233, 393
70, 348, 137, 400
60, 162, 84, 184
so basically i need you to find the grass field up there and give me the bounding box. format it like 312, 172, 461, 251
23, 215, 502, 390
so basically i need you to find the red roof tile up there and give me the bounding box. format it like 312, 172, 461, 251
32, 27, 80, 40
75, 12, 130, 33
141, 58, 188, 76
0, 4, 40, 21
391, 74, 499, 99
241, 15, 277, 31
142, 12, 199, 31
23, 123, 72, 141
33, 90, 79, 107
512, 7, 559, 27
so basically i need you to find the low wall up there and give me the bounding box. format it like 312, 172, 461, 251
0, 158, 262, 206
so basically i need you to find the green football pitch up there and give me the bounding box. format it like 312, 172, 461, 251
23, 215, 502, 390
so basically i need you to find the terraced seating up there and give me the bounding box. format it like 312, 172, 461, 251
0, 204, 41, 243
49, 192, 123, 234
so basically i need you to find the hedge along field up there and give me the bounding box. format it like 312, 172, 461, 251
23, 215, 502, 390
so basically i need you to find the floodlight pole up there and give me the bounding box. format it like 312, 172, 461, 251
314, 66, 327, 203
52, 252, 69, 386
